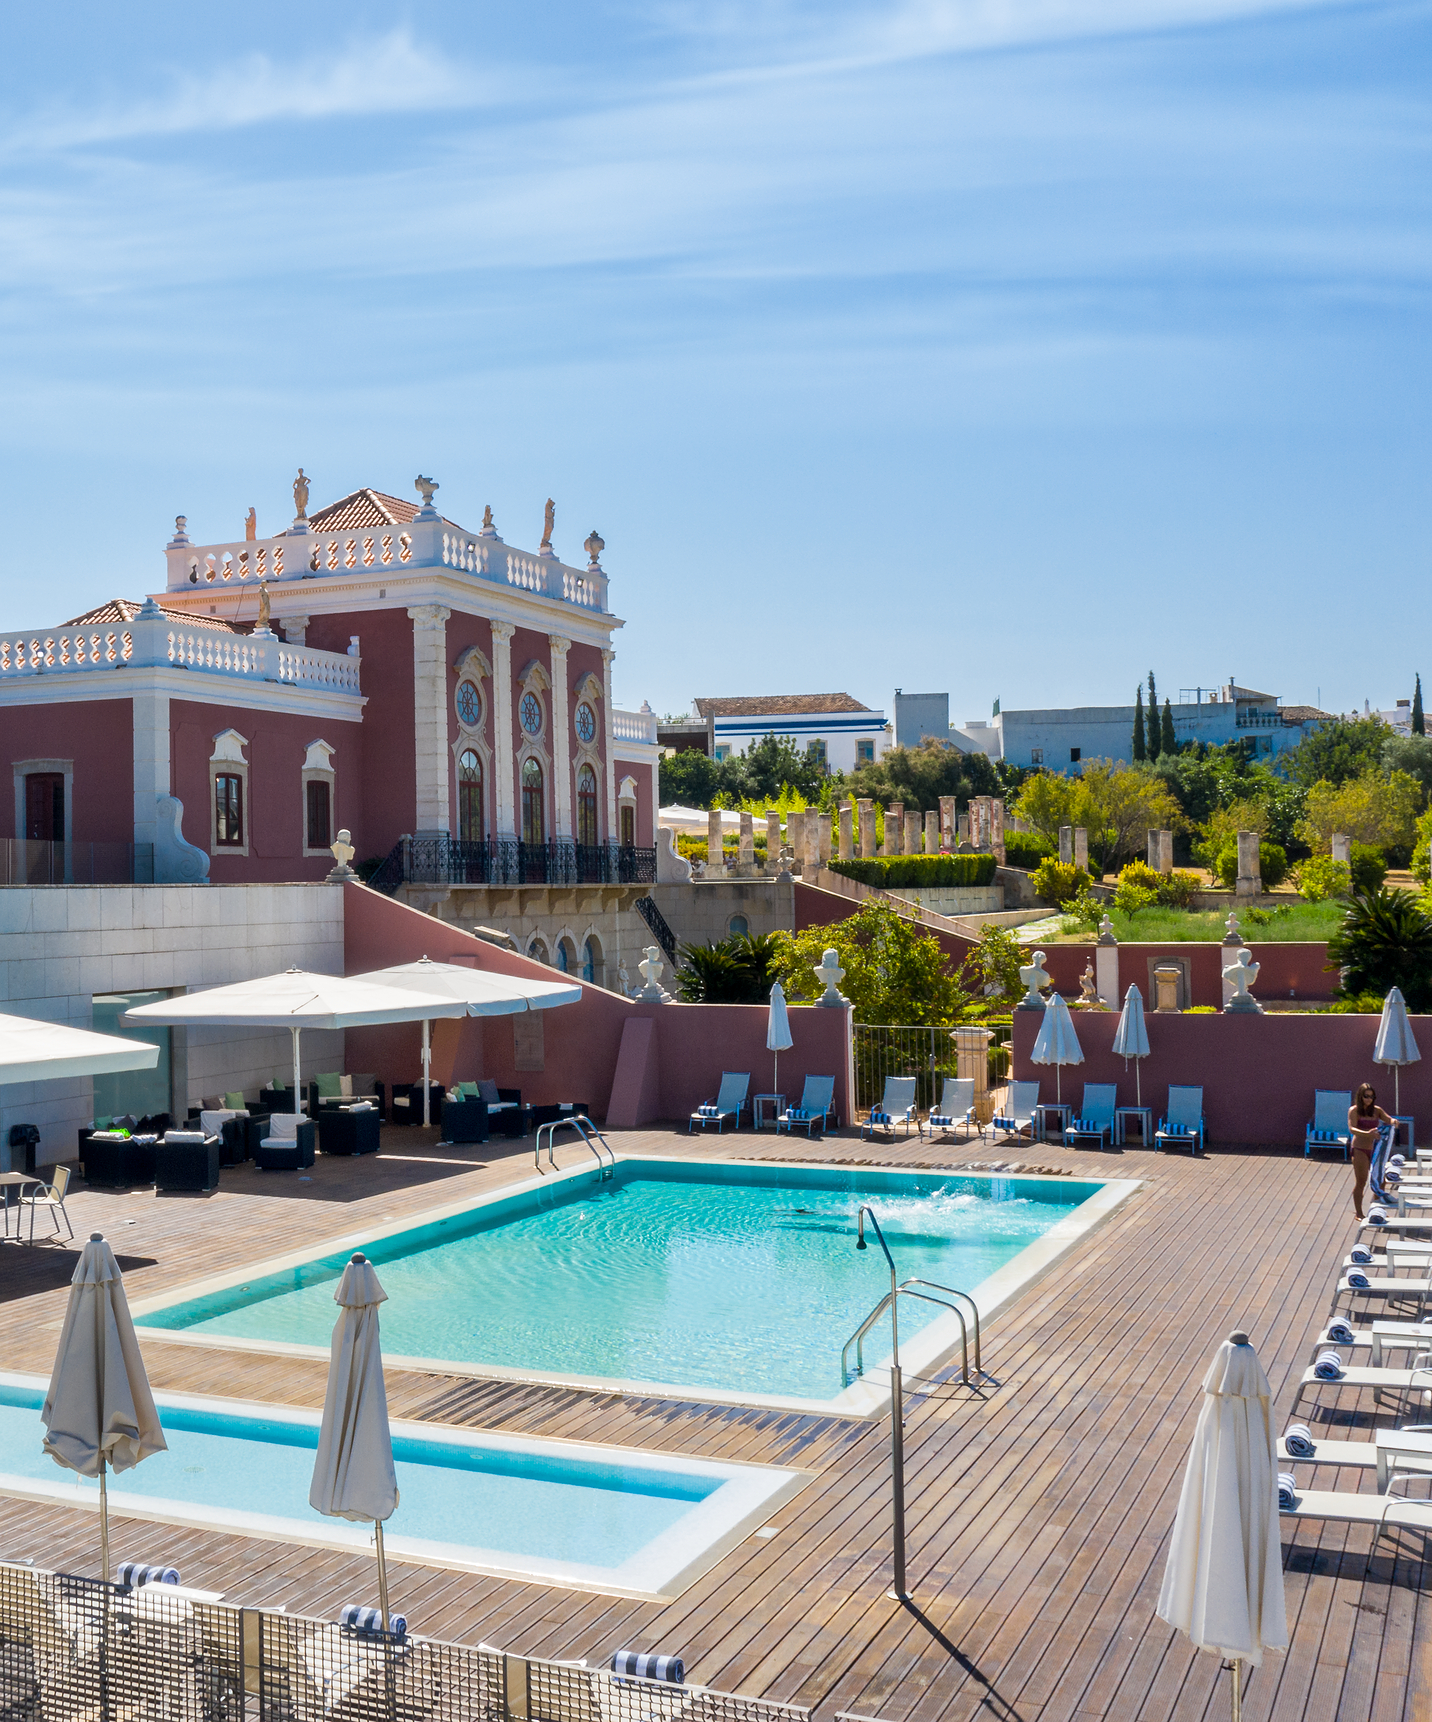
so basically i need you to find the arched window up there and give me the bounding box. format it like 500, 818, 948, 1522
555, 940, 570, 973
582, 937, 598, 983
458, 750, 484, 842
728, 915, 750, 938
521, 757, 545, 845
576, 763, 599, 847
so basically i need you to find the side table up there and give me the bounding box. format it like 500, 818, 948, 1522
753, 1093, 786, 1132
1033, 1102, 1070, 1143
1115, 1106, 1153, 1147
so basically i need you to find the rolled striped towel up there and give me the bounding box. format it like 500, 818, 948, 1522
1390, 1153, 1407, 1168
339, 1604, 407, 1638
1283, 1423, 1316, 1458
1367, 1206, 1389, 1227
611, 1651, 685, 1685
1326, 1318, 1356, 1343
869, 1111, 892, 1124
1313, 1350, 1345, 1380
696, 1105, 719, 1117
1345, 1267, 1371, 1290
1277, 1473, 1299, 1510
1350, 1242, 1374, 1263
117, 1562, 179, 1589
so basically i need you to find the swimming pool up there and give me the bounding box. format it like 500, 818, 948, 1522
133, 1158, 1135, 1413
0, 1376, 805, 1598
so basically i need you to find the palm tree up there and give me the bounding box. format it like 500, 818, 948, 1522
1327, 887, 1432, 1011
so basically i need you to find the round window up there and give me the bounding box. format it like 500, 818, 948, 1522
574, 701, 597, 745
520, 691, 543, 737
456, 679, 482, 728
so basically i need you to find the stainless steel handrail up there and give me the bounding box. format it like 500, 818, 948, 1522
534, 1114, 615, 1177
840, 1278, 982, 1387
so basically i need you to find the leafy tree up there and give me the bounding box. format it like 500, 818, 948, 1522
675, 933, 779, 1003
723, 734, 830, 804
960, 924, 1025, 1005
1381, 735, 1432, 807
846, 736, 998, 812
1213, 841, 1289, 890
1030, 859, 1091, 904
659, 747, 723, 808
1326, 887, 1432, 1012
1076, 758, 1182, 869
1132, 687, 1146, 763
1160, 698, 1176, 757
1147, 672, 1161, 759
1010, 772, 1081, 844
1416, 674, 1425, 737
1295, 769, 1421, 855
769, 900, 966, 1025
1285, 716, 1392, 788
1413, 806, 1432, 885
1194, 796, 1268, 867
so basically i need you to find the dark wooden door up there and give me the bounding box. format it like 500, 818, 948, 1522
25, 773, 64, 841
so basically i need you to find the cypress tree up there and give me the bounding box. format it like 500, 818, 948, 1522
1161, 697, 1176, 756
1414, 674, 1425, 737
1147, 672, 1161, 759
1132, 686, 1146, 761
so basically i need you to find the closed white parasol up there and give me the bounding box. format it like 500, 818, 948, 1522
1112, 984, 1151, 1107
1157, 1331, 1287, 1718
1031, 991, 1083, 1105
766, 982, 794, 1094
42, 1234, 167, 1581
1373, 986, 1420, 1115
310, 1253, 400, 1627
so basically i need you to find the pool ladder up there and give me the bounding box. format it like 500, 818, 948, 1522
841, 1279, 983, 1388
534, 1115, 615, 1180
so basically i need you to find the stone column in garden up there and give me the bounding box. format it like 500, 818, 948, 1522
886, 802, 903, 854
991, 799, 1005, 864
905, 808, 921, 854
1060, 825, 1073, 864
838, 803, 853, 860
857, 799, 876, 858
817, 811, 832, 868
1095, 915, 1119, 1008
924, 809, 939, 855
767, 809, 782, 871
707, 809, 724, 871
738, 811, 754, 868
1235, 829, 1262, 897
1331, 833, 1351, 865
1074, 827, 1089, 870
939, 796, 956, 852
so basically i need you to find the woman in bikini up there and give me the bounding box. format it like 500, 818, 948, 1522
1348, 1083, 1394, 1219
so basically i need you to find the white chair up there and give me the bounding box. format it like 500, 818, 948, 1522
1155, 1086, 1205, 1155
20, 1163, 74, 1242
927, 1078, 976, 1142
861, 1076, 920, 1141
688, 1072, 750, 1133
989, 1081, 1039, 1142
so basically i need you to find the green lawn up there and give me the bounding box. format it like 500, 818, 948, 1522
1031, 899, 1346, 944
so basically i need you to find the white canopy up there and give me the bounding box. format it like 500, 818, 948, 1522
125, 969, 464, 1108
0, 1012, 158, 1086
311, 1253, 399, 1624
353, 957, 581, 1016
659, 805, 744, 831
1158, 1333, 1287, 1692
42, 1233, 167, 1580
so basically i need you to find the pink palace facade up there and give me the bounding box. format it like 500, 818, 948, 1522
0, 479, 661, 979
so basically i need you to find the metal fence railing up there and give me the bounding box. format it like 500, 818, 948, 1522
852, 1024, 959, 1117
0, 1561, 811, 1722
369, 839, 657, 895
0, 840, 154, 885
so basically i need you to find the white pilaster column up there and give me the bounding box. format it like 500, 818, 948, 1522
408, 605, 452, 834
548, 634, 572, 840
601, 648, 617, 843
132, 690, 171, 854
491, 621, 516, 838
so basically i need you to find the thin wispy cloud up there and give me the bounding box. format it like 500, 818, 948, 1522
2, 29, 498, 155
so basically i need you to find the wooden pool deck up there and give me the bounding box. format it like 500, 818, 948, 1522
0, 1124, 1427, 1721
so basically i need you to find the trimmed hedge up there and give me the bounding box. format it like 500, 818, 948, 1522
828, 854, 998, 889
1003, 831, 1054, 870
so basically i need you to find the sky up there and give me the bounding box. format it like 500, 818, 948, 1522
1, 1, 1428, 726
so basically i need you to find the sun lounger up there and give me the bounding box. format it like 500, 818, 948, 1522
1289, 1359, 1432, 1415
1277, 1429, 1432, 1488
861, 1076, 920, 1141
775, 1075, 836, 1139
926, 1077, 976, 1142
1279, 1486, 1432, 1554
1154, 1086, 1205, 1155
1332, 1274, 1432, 1316
688, 1072, 750, 1134
1306, 1089, 1353, 1160
1065, 1084, 1117, 1150
989, 1081, 1039, 1143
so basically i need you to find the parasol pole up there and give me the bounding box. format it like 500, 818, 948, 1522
375, 1520, 391, 1630
98, 1457, 109, 1582
292, 1027, 303, 1114
422, 1021, 432, 1127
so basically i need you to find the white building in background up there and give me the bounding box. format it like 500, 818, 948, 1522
693, 694, 891, 773
950, 681, 1328, 772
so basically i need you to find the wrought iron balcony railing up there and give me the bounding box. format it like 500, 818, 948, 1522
368, 837, 656, 895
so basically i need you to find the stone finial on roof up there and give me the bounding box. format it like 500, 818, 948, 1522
415, 474, 440, 510
584, 529, 604, 570
168, 515, 190, 548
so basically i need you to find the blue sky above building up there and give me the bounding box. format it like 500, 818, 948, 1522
0, 1, 1427, 722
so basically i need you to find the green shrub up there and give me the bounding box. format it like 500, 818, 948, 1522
1349, 842, 1387, 896
1031, 858, 1093, 905
1112, 878, 1156, 917
1160, 869, 1202, 908
1327, 886, 1432, 1011
1059, 888, 1106, 932
1117, 860, 1162, 894
1214, 841, 1289, 890
827, 854, 998, 889
1003, 831, 1054, 870
1295, 856, 1352, 902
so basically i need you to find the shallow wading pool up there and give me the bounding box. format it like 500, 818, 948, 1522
132, 1158, 1135, 1412
0, 1377, 805, 1598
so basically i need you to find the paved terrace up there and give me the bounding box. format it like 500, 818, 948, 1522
0, 1125, 1426, 1722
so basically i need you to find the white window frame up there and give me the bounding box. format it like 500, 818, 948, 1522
301, 739, 337, 857
209, 729, 250, 857
13, 758, 73, 845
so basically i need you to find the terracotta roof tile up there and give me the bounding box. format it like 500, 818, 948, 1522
1279, 705, 1331, 723
62, 597, 240, 633
307, 488, 421, 531
695, 693, 874, 718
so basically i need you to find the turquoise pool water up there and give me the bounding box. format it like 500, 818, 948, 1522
138, 1161, 1100, 1400
0, 1384, 710, 1571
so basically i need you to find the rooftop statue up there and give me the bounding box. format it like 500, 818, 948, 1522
415, 474, 439, 507
244, 507, 256, 542
256, 580, 271, 631
540, 497, 555, 551
482, 505, 494, 530
293, 468, 310, 519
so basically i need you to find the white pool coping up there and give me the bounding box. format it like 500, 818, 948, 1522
129, 1155, 1142, 1419
0, 1371, 810, 1601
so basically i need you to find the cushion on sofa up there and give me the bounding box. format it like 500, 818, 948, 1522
224, 1092, 246, 1110
477, 1079, 500, 1104
314, 1072, 343, 1098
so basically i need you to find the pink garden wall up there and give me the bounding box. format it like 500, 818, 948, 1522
1012, 1006, 1425, 1150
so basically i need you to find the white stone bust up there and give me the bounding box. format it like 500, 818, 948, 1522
635, 946, 669, 1002
813, 948, 847, 1007
1017, 949, 1052, 1010
1222, 946, 1262, 1013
